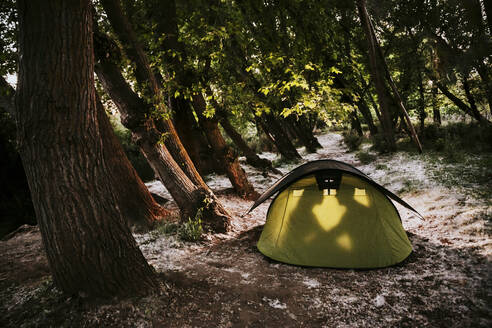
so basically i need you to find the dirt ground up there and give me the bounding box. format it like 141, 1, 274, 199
1, 133, 491, 327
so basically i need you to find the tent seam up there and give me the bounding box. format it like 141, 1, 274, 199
274, 190, 290, 247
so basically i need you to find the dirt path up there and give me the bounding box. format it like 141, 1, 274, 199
1, 133, 491, 327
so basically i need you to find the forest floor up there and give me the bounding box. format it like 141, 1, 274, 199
1, 132, 491, 327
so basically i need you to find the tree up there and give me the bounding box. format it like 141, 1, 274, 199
15, 0, 158, 297
97, 0, 231, 231
95, 96, 169, 230
356, 0, 396, 151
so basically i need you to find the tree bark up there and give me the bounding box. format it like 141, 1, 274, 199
218, 111, 281, 174
95, 59, 231, 232
356, 98, 378, 136
259, 113, 302, 160
288, 115, 322, 153
349, 110, 364, 136
484, 0, 492, 34
418, 73, 427, 132
356, 0, 396, 151
15, 0, 158, 297
149, 0, 258, 198
462, 75, 480, 116
96, 95, 168, 231
192, 94, 259, 200
170, 96, 218, 175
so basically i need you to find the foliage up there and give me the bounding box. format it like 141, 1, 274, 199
342, 131, 363, 151
178, 217, 203, 242
109, 115, 155, 182
155, 221, 179, 235
420, 123, 492, 155
356, 151, 377, 164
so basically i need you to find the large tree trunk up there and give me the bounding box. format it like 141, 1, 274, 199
368, 18, 423, 152
150, 0, 257, 197
356, 0, 396, 151
192, 94, 259, 200
95, 59, 231, 232
96, 96, 168, 231
15, 0, 158, 297
99, 0, 231, 230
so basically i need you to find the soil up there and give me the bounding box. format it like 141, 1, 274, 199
1, 133, 491, 327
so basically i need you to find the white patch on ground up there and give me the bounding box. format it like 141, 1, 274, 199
263, 297, 287, 309
303, 278, 321, 289
374, 295, 386, 307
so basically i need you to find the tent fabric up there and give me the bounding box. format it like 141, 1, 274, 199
246, 159, 422, 218
249, 160, 417, 268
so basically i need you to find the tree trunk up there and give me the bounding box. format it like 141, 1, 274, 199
15, 0, 158, 297
99, 0, 231, 230
418, 73, 427, 132
288, 115, 322, 153
100, 0, 207, 189
356, 98, 378, 136
0, 76, 15, 116
367, 13, 423, 152
260, 113, 302, 160
484, 0, 492, 34
430, 76, 491, 124
218, 112, 280, 174
431, 84, 441, 125
95, 59, 231, 232
356, 0, 396, 151
96, 95, 168, 231
170, 96, 218, 175
462, 75, 480, 116
192, 94, 259, 200
349, 110, 364, 136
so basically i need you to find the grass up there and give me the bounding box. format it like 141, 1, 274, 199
344, 122, 491, 202
419, 152, 492, 201
356, 151, 377, 164
391, 122, 492, 201
398, 178, 420, 194
148, 204, 206, 243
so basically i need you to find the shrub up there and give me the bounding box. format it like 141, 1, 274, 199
342, 131, 363, 151
356, 151, 377, 164
420, 122, 492, 161
155, 222, 179, 235
178, 217, 203, 242
370, 133, 394, 153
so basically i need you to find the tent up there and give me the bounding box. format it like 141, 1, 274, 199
246, 159, 421, 268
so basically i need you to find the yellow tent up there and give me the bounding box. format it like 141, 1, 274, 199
247, 160, 420, 268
